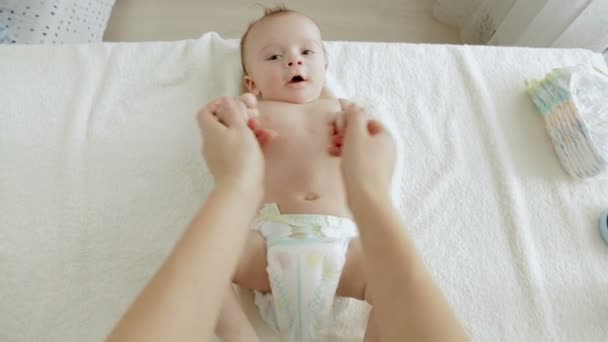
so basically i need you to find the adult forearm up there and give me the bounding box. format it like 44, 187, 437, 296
108, 184, 261, 342
351, 192, 468, 342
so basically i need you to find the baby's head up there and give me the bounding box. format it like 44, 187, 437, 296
240, 6, 327, 104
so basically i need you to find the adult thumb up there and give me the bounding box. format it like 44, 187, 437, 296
198, 106, 224, 137
343, 106, 367, 135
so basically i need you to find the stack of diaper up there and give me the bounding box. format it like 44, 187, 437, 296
526, 65, 608, 178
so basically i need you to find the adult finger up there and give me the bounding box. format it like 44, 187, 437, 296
367, 119, 386, 136
256, 129, 277, 146
343, 105, 367, 136
328, 145, 342, 157
338, 98, 353, 110
198, 106, 225, 138
367, 119, 396, 155
248, 117, 260, 131
216, 99, 247, 128
197, 103, 220, 127
335, 113, 346, 133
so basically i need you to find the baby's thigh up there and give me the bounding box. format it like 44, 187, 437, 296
232, 231, 271, 293
336, 238, 367, 301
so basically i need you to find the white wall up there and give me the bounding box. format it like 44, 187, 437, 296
433, 0, 516, 44
488, 0, 547, 45
490, 0, 608, 52
434, 0, 608, 52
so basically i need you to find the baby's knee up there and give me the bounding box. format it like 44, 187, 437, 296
362, 280, 373, 305
337, 238, 370, 301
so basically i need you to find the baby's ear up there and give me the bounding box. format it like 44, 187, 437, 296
244, 75, 261, 96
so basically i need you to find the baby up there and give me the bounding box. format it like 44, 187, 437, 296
213, 6, 377, 342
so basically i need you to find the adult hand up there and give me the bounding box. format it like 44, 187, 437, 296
330, 99, 396, 204
241, 93, 278, 147
197, 94, 265, 192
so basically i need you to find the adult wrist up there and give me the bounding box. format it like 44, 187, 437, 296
216, 178, 264, 204
347, 187, 392, 218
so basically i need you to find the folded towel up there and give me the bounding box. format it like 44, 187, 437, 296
1, 33, 608, 341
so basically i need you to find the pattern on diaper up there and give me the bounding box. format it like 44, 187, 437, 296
306, 251, 323, 268
268, 261, 294, 329
276, 251, 292, 271
309, 251, 344, 336
288, 225, 323, 239
252, 203, 359, 341
308, 262, 329, 331
267, 246, 347, 341
323, 253, 340, 279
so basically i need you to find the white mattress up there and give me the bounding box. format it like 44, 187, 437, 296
1, 32, 608, 341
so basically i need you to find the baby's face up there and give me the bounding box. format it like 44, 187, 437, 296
243, 13, 327, 104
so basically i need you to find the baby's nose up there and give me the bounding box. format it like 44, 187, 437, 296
287, 60, 303, 67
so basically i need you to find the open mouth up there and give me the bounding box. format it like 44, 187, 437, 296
289, 75, 306, 83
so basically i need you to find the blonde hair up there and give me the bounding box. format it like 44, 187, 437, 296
239, 5, 326, 75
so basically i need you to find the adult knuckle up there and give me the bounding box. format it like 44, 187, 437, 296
218, 96, 231, 105
227, 97, 239, 107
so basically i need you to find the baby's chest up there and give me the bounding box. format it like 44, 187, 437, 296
260, 102, 338, 143
267, 117, 328, 141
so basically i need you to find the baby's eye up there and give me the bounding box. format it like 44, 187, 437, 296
302, 50, 314, 55
267, 55, 281, 61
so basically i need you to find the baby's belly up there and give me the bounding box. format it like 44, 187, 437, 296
263, 190, 350, 217
262, 160, 351, 218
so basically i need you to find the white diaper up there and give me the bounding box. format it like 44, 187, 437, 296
251, 203, 358, 341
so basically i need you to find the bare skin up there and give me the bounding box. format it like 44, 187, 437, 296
257, 99, 347, 215
217, 97, 380, 342
107, 94, 468, 342
214, 10, 381, 341
108, 7, 466, 340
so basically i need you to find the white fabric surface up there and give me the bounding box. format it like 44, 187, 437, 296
1, 32, 608, 341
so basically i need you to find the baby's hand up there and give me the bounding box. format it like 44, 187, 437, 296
248, 117, 278, 147
239, 93, 278, 147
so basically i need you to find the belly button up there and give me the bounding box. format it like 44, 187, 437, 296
304, 192, 320, 201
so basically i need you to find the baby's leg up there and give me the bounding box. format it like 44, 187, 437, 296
232, 231, 270, 292
337, 238, 381, 342
215, 231, 270, 341
215, 284, 257, 342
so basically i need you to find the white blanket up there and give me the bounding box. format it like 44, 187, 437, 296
1, 32, 608, 341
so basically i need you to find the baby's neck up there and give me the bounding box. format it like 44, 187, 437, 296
259, 97, 321, 105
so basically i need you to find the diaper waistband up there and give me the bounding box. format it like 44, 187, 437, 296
258, 203, 353, 226
254, 203, 359, 243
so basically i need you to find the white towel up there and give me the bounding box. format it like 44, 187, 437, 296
1, 32, 608, 341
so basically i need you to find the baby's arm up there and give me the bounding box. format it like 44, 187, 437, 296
248, 117, 278, 147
